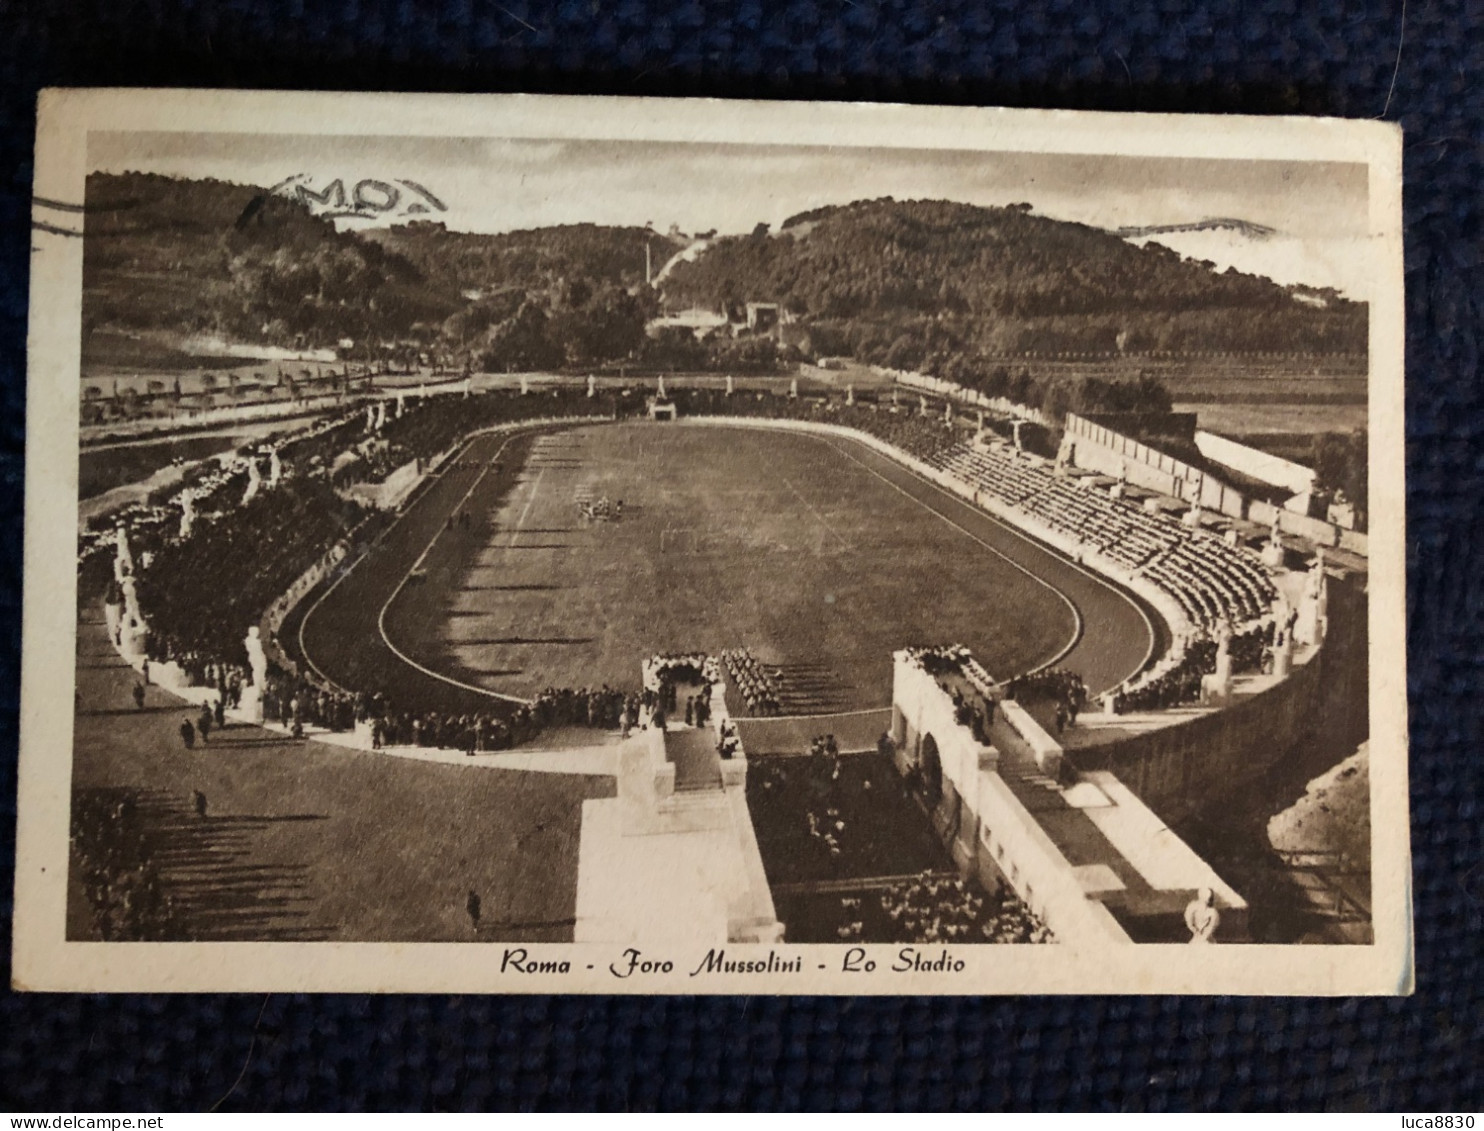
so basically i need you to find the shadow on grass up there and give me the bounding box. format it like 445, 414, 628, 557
459, 636, 594, 646
456, 583, 563, 593
69, 786, 335, 942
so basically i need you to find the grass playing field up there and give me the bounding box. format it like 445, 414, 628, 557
299, 417, 1155, 725
70, 609, 612, 943
386, 422, 1110, 712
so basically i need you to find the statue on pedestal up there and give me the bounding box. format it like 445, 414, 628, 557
944, 400, 953, 423
1308, 548, 1328, 617
1214, 621, 1233, 683
1184, 888, 1220, 943
115, 524, 134, 576
178, 489, 195, 540
1294, 552, 1329, 646
846, 384, 855, 406
246, 626, 267, 684
789, 377, 798, 399
891, 387, 899, 407
725, 374, 734, 396
587, 374, 597, 398
364, 404, 376, 433
657, 375, 667, 399
242, 457, 261, 505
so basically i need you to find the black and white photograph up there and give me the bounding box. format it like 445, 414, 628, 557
12, 90, 1408, 994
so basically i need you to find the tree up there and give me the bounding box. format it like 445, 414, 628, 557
1041, 376, 1072, 422
481, 300, 563, 372
885, 334, 923, 371
547, 282, 648, 366
1312, 430, 1368, 516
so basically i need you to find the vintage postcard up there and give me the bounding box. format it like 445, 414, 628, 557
12, 89, 1408, 994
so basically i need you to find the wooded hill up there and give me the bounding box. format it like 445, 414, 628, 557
83, 172, 438, 353
660, 198, 1366, 360
82, 172, 681, 367
82, 176, 1364, 379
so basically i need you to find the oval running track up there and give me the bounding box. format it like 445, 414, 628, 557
292, 421, 1161, 719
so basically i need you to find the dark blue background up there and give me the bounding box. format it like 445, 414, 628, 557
1, 0, 1479, 1111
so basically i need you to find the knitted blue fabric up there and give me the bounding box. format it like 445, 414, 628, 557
0, 0, 1479, 1111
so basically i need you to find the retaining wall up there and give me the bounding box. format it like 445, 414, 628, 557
1071, 574, 1367, 823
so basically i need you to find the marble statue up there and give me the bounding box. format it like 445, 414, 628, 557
242, 457, 261, 505
245, 625, 268, 690
1183, 888, 1220, 943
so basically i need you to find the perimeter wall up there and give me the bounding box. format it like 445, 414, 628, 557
1067, 573, 1369, 823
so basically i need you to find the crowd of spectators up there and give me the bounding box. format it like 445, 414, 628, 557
97, 380, 1292, 765
1005, 667, 1090, 727
1110, 622, 1274, 714
134, 477, 368, 664
831, 870, 1054, 945
70, 788, 177, 941
671, 386, 966, 464
352, 388, 613, 482
254, 666, 642, 751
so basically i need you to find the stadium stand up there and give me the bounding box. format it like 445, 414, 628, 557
929, 439, 1278, 635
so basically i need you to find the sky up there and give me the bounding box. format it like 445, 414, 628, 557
88, 132, 1375, 298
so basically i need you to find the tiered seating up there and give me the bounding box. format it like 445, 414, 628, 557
936, 442, 1278, 632
942, 445, 1049, 506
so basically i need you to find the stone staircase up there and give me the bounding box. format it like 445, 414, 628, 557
663, 727, 723, 792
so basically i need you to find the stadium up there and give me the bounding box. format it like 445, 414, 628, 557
64, 159, 1373, 951
74, 372, 1370, 950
